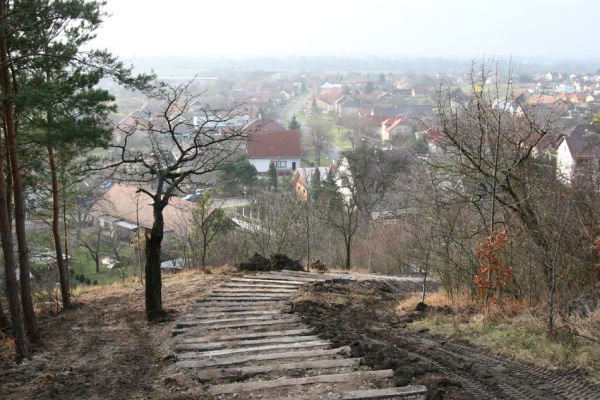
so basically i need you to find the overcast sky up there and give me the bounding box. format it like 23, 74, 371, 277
92, 0, 599, 60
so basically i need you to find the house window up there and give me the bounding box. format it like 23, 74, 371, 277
278, 160, 287, 168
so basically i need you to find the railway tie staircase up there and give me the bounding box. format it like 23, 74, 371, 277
172, 270, 427, 399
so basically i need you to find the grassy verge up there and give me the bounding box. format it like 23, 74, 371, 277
400, 293, 600, 384
69, 247, 139, 286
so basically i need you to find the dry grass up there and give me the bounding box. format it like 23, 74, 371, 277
405, 290, 600, 384
0, 268, 227, 400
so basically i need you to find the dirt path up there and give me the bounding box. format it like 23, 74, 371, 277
173, 270, 427, 399
291, 280, 600, 400
0, 272, 225, 400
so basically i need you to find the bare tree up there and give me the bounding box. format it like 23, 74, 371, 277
317, 162, 360, 269
78, 224, 103, 274
306, 118, 332, 166
103, 80, 247, 320
431, 61, 580, 333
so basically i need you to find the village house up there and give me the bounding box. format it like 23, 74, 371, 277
243, 116, 286, 132
247, 129, 301, 173
292, 167, 329, 200
556, 125, 600, 185
92, 184, 197, 241
380, 116, 410, 142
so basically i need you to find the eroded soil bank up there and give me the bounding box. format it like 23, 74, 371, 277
291, 280, 600, 400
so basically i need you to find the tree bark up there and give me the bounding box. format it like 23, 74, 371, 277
0, 124, 27, 359
0, 5, 40, 343
344, 237, 351, 270
48, 146, 70, 307
0, 296, 8, 330
145, 199, 164, 320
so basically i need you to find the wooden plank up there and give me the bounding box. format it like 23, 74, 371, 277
185, 317, 301, 330
267, 272, 327, 280
196, 357, 362, 382
247, 275, 320, 283
221, 283, 299, 289
190, 304, 287, 312
176, 335, 322, 351
176, 346, 351, 368
208, 369, 394, 395
191, 301, 287, 307
212, 288, 297, 294
179, 328, 314, 343
231, 277, 305, 285
184, 310, 280, 320
198, 296, 288, 302
176, 314, 286, 328
276, 386, 428, 400
177, 340, 329, 359
205, 294, 292, 300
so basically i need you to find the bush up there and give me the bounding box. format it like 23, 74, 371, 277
93, 280, 98, 286
85, 278, 91, 285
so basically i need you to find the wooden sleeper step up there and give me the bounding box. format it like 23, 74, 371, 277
275, 386, 428, 400
176, 346, 351, 368
196, 357, 362, 382
207, 369, 394, 395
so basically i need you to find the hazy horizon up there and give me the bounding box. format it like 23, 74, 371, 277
92, 0, 600, 63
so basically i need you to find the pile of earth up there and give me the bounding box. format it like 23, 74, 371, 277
237, 253, 305, 272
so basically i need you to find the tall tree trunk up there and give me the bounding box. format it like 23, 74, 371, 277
0, 9, 39, 343
344, 237, 351, 270
0, 296, 8, 330
0, 124, 27, 359
145, 200, 164, 320
201, 235, 208, 269
63, 196, 69, 283
48, 146, 70, 308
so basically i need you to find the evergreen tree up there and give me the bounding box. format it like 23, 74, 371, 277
288, 114, 301, 130
269, 161, 278, 191
10, 0, 151, 310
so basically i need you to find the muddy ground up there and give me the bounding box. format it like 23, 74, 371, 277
291, 280, 600, 400
0, 272, 225, 400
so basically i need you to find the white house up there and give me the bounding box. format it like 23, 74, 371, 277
556, 135, 600, 185
247, 130, 301, 173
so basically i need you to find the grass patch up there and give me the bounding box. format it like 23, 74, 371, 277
69, 247, 140, 286
405, 294, 600, 384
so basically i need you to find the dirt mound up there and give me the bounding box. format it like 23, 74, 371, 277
237, 253, 305, 272
269, 253, 305, 271
237, 253, 271, 271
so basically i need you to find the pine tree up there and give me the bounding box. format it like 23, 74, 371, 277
10, 0, 151, 309
288, 114, 301, 130
269, 161, 278, 191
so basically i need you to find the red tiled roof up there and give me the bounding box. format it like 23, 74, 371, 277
93, 184, 196, 235
247, 130, 301, 158
244, 117, 286, 132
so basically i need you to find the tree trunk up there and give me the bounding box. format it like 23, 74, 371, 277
201, 235, 208, 270
63, 195, 69, 286
0, 296, 8, 330
0, 123, 27, 359
48, 146, 70, 308
344, 237, 351, 270
0, 11, 39, 343
145, 201, 164, 320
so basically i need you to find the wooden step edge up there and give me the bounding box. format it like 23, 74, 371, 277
207, 369, 394, 395
196, 357, 362, 382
